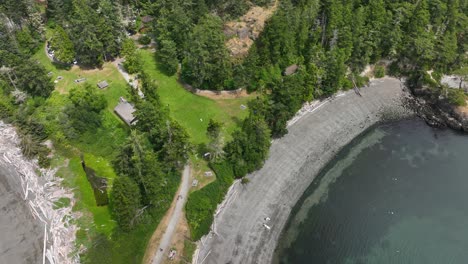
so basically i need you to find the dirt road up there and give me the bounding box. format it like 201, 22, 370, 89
151, 165, 191, 264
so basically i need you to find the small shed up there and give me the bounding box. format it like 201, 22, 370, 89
97, 81, 109, 89
284, 64, 299, 76
114, 97, 137, 125
141, 15, 154, 23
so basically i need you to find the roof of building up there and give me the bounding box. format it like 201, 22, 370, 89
284, 64, 299, 76
97, 81, 109, 89
114, 97, 136, 125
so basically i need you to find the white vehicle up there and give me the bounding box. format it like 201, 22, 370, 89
263, 223, 271, 230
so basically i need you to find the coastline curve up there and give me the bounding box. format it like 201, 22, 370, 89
195, 77, 414, 264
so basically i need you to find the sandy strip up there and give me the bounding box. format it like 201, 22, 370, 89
195, 78, 413, 264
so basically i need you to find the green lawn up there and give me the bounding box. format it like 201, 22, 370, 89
31, 43, 253, 264
33, 45, 130, 112
140, 49, 255, 192
58, 156, 116, 236
140, 49, 252, 145
33, 42, 134, 260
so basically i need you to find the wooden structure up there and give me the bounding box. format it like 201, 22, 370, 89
97, 80, 109, 89
114, 97, 137, 125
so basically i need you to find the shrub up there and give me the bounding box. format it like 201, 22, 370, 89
355, 75, 370, 87
342, 78, 353, 90
387, 61, 402, 77
374, 65, 385, 78
38, 153, 51, 168
447, 89, 467, 106
138, 35, 151, 45
241, 177, 250, 184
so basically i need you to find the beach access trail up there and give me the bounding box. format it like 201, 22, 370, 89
195, 78, 412, 264
149, 165, 191, 264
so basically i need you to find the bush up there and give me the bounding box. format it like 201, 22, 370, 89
355, 75, 370, 87
342, 78, 353, 90
38, 153, 51, 168
123, 51, 142, 74
374, 65, 386, 78
138, 35, 151, 45
387, 61, 402, 77
185, 161, 234, 240
447, 89, 467, 106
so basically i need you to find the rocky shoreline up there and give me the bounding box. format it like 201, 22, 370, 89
195, 78, 415, 264
411, 83, 468, 132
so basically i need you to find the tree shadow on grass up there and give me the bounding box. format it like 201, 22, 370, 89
153, 53, 177, 77
231, 116, 243, 127
51, 61, 72, 71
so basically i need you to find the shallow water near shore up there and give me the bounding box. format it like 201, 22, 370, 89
275, 119, 468, 264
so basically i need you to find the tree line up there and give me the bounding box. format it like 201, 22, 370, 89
46, 0, 126, 66
138, 0, 466, 136
111, 71, 191, 230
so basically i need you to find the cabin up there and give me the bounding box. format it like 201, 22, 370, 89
97, 81, 109, 89
284, 64, 299, 76
114, 97, 137, 125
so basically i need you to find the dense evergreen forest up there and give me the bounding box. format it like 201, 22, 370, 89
128, 0, 467, 137
0, 0, 467, 262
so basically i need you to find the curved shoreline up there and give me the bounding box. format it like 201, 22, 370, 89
195, 78, 414, 264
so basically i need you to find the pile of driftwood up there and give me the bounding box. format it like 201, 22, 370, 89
0, 122, 78, 264
287, 90, 346, 128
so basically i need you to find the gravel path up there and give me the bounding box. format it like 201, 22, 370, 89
151, 165, 191, 264
195, 78, 413, 264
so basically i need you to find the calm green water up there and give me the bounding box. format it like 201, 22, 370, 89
275, 119, 468, 264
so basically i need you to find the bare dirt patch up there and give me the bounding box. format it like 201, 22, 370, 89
195, 89, 252, 100
455, 104, 468, 116
224, 2, 278, 57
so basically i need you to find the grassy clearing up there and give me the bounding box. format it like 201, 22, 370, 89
140, 49, 254, 242
31, 42, 252, 262
33, 45, 130, 111
32, 42, 155, 262
185, 161, 234, 240
57, 157, 116, 236
140, 49, 252, 145
190, 156, 215, 191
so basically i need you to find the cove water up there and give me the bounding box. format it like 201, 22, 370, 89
275, 119, 468, 264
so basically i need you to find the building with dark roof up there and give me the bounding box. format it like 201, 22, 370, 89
114, 97, 137, 125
